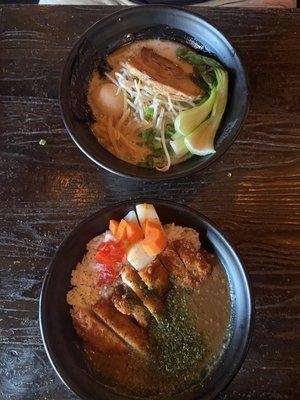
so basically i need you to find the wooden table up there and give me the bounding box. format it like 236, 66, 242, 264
0, 5, 299, 400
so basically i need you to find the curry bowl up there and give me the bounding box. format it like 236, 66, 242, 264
39, 199, 253, 400
59, 6, 248, 180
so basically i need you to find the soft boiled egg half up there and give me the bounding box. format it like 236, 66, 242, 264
94, 83, 124, 120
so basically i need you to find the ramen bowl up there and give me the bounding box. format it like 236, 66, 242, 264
60, 6, 248, 180
40, 199, 253, 400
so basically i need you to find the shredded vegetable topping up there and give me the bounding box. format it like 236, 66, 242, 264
104, 64, 200, 171
107, 64, 199, 129
156, 123, 171, 172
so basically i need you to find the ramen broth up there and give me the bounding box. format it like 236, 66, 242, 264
87, 40, 202, 169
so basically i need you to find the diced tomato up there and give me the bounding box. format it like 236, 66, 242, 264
95, 240, 126, 266
97, 265, 118, 285
95, 240, 126, 285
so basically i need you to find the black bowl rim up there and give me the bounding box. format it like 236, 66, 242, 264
39, 198, 254, 400
131, 1, 212, 4
59, 5, 249, 182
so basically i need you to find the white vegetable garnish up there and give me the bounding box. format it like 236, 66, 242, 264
126, 99, 136, 109
136, 203, 161, 232
139, 102, 144, 121
156, 122, 171, 172
102, 230, 114, 243
156, 108, 164, 130
134, 79, 140, 95
124, 210, 139, 225
153, 98, 159, 121
167, 95, 177, 116
112, 65, 198, 135
127, 240, 155, 271
105, 72, 119, 87
104, 64, 204, 170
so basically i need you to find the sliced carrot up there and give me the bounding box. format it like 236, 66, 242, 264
126, 222, 144, 244
115, 219, 128, 241
144, 220, 164, 237
109, 219, 119, 236
142, 220, 167, 256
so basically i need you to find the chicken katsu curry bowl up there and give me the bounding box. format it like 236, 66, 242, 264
60, 6, 248, 180
40, 200, 253, 400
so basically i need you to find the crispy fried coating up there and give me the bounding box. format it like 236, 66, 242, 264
138, 258, 169, 295
71, 307, 127, 354
93, 299, 149, 357
172, 240, 212, 282
158, 244, 194, 288
111, 286, 149, 329
121, 266, 164, 320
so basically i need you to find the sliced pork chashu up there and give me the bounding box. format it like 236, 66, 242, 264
138, 258, 169, 296
125, 47, 204, 102
93, 299, 149, 357
71, 308, 127, 354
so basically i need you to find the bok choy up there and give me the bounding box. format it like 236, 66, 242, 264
185, 68, 228, 155
174, 88, 217, 136
170, 48, 228, 157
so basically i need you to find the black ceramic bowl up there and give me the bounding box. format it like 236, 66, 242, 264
40, 199, 253, 400
131, 1, 210, 4
60, 6, 248, 181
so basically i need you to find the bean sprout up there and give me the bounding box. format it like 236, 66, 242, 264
109, 66, 199, 132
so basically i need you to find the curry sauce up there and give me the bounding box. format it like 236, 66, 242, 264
85, 259, 231, 398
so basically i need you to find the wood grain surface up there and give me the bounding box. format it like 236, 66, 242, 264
38, 0, 298, 8
0, 5, 299, 400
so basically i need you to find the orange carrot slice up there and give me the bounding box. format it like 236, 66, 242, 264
142, 220, 167, 256
126, 222, 144, 244
115, 219, 127, 241
109, 219, 119, 236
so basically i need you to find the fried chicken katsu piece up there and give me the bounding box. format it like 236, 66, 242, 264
138, 258, 169, 296
121, 266, 164, 320
172, 240, 212, 282
93, 299, 149, 357
111, 286, 149, 329
126, 47, 204, 102
164, 223, 201, 251
158, 244, 194, 288
71, 307, 127, 354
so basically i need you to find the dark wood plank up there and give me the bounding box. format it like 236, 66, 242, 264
200, 0, 297, 7
0, 5, 299, 400
38, 0, 298, 7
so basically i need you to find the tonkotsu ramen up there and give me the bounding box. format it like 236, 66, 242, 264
87, 40, 228, 172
